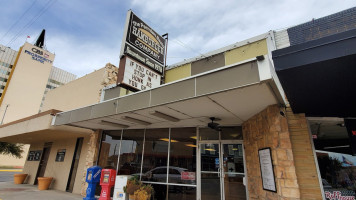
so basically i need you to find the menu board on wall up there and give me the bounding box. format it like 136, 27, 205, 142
55, 149, 66, 162
27, 150, 42, 161
258, 147, 277, 192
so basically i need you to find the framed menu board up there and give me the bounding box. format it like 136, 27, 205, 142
258, 147, 277, 192
27, 150, 42, 161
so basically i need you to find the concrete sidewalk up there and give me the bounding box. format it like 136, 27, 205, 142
0, 182, 83, 200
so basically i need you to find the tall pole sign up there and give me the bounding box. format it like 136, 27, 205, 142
118, 10, 167, 91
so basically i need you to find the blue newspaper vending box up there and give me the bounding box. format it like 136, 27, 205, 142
83, 166, 102, 200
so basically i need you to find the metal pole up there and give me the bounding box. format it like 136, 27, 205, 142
1, 104, 9, 125
162, 33, 168, 84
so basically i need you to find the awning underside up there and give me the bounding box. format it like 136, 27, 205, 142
54, 59, 283, 130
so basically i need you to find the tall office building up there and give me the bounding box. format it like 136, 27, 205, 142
0, 44, 17, 99
0, 31, 76, 168
0, 30, 76, 124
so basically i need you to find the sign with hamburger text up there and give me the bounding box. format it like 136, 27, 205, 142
118, 10, 166, 91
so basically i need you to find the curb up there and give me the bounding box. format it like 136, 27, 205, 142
0, 169, 23, 172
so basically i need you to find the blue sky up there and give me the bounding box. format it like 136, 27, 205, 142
0, 0, 355, 77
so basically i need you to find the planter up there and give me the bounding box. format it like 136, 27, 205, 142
14, 174, 27, 184
37, 177, 53, 190
129, 194, 135, 200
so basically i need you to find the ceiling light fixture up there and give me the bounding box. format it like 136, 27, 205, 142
159, 138, 178, 142
100, 120, 129, 128
185, 144, 197, 148
205, 148, 216, 152
121, 116, 151, 125
149, 111, 180, 122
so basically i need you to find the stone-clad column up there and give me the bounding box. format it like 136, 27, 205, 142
243, 104, 300, 199
80, 130, 102, 196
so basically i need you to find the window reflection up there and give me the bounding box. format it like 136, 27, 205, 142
167, 185, 196, 200
200, 128, 219, 140
221, 127, 243, 140
98, 131, 121, 169
118, 129, 144, 175
142, 129, 169, 183
169, 128, 196, 185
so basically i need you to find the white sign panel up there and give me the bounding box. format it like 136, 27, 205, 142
122, 57, 161, 91
258, 148, 277, 192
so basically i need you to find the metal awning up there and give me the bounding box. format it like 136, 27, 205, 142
53, 57, 286, 130
272, 29, 356, 117
0, 110, 93, 143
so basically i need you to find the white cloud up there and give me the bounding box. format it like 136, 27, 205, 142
1, 0, 355, 76
46, 33, 121, 77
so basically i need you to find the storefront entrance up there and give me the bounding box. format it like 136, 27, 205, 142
198, 127, 247, 200
199, 141, 246, 200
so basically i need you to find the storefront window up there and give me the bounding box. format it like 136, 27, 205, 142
141, 128, 169, 183
98, 131, 121, 169
316, 151, 356, 199
169, 128, 196, 185
167, 186, 196, 200
221, 126, 243, 140
118, 129, 144, 175
310, 119, 356, 199
199, 128, 219, 140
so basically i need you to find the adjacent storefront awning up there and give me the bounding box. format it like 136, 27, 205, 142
53, 58, 286, 130
0, 110, 93, 143
272, 29, 356, 117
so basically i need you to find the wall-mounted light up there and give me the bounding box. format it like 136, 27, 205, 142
99, 120, 129, 129
149, 111, 180, 122
121, 116, 151, 125
256, 55, 264, 61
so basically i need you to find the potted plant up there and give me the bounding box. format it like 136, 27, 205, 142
37, 177, 53, 190
124, 176, 141, 200
134, 184, 154, 200
13, 173, 28, 184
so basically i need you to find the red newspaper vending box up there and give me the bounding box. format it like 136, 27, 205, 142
99, 169, 116, 200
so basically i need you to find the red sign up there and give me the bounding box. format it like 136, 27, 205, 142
325, 191, 355, 200
181, 172, 195, 180
352, 130, 356, 136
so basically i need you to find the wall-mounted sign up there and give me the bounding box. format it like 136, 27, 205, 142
27, 150, 42, 161
258, 147, 277, 192
181, 172, 195, 180
117, 56, 161, 91
24, 47, 53, 64
123, 11, 166, 65
123, 44, 163, 74
55, 149, 66, 162
118, 10, 166, 92
324, 190, 355, 200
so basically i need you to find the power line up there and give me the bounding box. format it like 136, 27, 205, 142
135, 13, 208, 59
0, 0, 38, 44
6, 0, 58, 47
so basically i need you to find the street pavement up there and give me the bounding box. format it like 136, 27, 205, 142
0, 170, 22, 182
0, 171, 83, 200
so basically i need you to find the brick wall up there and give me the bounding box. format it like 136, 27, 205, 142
285, 107, 323, 199
243, 105, 300, 199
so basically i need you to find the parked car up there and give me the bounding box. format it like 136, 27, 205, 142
140, 166, 196, 185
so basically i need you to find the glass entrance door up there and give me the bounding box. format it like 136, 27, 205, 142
221, 143, 246, 200
200, 142, 246, 200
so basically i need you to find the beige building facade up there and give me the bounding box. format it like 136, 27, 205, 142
1, 7, 356, 200
0, 42, 76, 168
